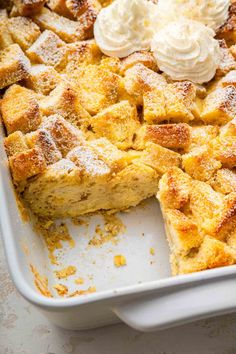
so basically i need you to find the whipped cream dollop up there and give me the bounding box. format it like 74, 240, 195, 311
157, 0, 230, 31
151, 19, 221, 84
94, 0, 158, 58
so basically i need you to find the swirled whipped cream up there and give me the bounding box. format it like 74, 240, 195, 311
94, 0, 158, 58
151, 19, 221, 84
157, 0, 230, 31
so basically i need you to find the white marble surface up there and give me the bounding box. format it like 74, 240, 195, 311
1, 234, 236, 354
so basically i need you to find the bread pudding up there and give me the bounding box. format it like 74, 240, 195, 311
1, 0, 236, 275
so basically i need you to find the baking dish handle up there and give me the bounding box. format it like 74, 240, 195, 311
113, 276, 236, 332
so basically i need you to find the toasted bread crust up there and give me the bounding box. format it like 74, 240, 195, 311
8, 17, 41, 50
134, 123, 191, 150
13, 0, 46, 16
1, 84, 41, 134
9, 147, 47, 183
0, 44, 30, 89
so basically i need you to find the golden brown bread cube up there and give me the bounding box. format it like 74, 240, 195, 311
91, 101, 140, 150
0, 44, 31, 89
71, 0, 101, 39
158, 167, 191, 210
25, 129, 62, 165
210, 168, 236, 194
89, 137, 127, 172
69, 64, 119, 115
67, 144, 111, 179
26, 30, 66, 68
220, 116, 236, 137
39, 82, 91, 128
9, 147, 47, 183
40, 114, 84, 156
218, 69, 236, 87
141, 142, 181, 175
99, 56, 121, 74
13, 0, 45, 16
8, 16, 41, 50
216, 39, 236, 76
0, 9, 13, 50
143, 81, 198, 124
1, 84, 41, 134
182, 146, 222, 182
47, 0, 74, 18
66, 0, 100, 18
188, 125, 219, 151
162, 171, 235, 239
120, 51, 158, 75
163, 209, 202, 255
143, 88, 166, 123
214, 192, 236, 239
217, 3, 236, 45
134, 123, 191, 150
164, 81, 198, 123
201, 85, 236, 125
65, 40, 102, 70
210, 136, 236, 168
189, 180, 224, 237
25, 64, 61, 95
124, 63, 166, 105
32, 7, 84, 43
4, 131, 28, 157
210, 119, 236, 168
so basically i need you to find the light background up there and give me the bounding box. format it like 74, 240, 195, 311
1, 234, 236, 354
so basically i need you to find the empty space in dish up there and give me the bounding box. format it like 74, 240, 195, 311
16, 199, 171, 297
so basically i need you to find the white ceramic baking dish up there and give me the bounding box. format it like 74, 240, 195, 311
1, 122, 236, 332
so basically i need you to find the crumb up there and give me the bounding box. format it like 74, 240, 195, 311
30, 264, 52, 298
69, 239, 75, 248
141, 233, 145, 237
21, 243, 30, 256
53, 284, 68, 296
33, 217, 75, 264
75, 277, 84, 285
54, 265, 77, 279
68, 287, 96, 297
150, 247, 155, 256
89, 213, 126, 246
71, 217, 89, 227
114, 255, 127, 267
88, 274, 94, 280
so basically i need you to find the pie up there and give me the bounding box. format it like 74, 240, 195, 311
1, 0, 236, 275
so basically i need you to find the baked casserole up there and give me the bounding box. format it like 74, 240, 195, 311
1, 0, 236, 275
